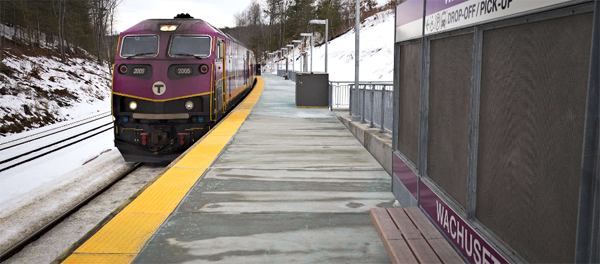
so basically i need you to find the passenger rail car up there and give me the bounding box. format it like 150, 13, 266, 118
112, 14, 256, 162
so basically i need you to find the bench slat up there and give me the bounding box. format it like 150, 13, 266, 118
370, 208, 403, 241
404, 207, 444, 240
389, 239, 420, 264
406, 238, 443, 264
387, 208, 422, 240
428, 238, 464, 264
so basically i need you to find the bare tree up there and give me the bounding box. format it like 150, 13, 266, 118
52, 0, 66, 62
90, 0, 121, 70
1, 0, 4, 60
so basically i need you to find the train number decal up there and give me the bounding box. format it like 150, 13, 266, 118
132, 67, 146, 75
176, 67, 192, 75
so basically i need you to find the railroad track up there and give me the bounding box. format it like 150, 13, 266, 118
0, 112, 111, 148
0, 114, 114, 173
0, 162, 144, 262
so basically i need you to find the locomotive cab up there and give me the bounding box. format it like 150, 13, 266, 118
112, 14, 255, 162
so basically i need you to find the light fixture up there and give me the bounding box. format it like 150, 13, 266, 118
309, 19, 329, 72
185, 101, 194, 110
129, 101, 137, 110
160, 25, 178, 31
199, 64, 209, 74
309, 19, 327, 25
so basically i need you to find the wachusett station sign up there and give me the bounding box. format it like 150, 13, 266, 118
395, 0, 576, 42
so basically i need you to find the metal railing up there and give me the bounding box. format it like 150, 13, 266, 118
329, 81, 394, 132
288, 71, 297, 81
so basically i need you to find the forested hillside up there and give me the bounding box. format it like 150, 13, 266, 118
0, 0, 119, 65
0, 0, 118, 135
222, 0, 404, 62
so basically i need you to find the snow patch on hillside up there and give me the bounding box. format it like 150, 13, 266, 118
0, 25, 112, 136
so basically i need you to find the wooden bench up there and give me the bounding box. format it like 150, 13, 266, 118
370, 207, 464, 264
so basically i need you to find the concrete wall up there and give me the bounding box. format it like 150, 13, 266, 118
334, 111, 418, 207
334, 111, 392, 176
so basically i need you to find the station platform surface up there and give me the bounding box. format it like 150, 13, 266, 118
62, 74, 396, 263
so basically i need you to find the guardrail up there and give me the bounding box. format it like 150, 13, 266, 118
329, 81, 393, 133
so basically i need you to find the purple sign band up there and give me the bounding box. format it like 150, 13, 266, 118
396, 0, 424, 28
396, 0, 470, 27
393, 153, 509, 264
426, 0, 471, 16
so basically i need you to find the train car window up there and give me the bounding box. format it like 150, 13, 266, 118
120, 35, 158, 58
170, 35, 211, 58
219, 42, 225, 60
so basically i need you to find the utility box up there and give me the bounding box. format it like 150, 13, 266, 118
255, 64, 261, 76
295, 72, 329, 108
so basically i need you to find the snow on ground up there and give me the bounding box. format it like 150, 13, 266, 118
267, 9, 394, 82
0, 150, 135, 254
0, 115, 115, 205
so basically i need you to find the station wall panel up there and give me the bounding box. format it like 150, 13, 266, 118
427, 34, 473, 209
397, 42, 421, 166
476, 12, 593, 263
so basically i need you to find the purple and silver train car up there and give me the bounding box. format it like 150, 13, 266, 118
112, 14, 256, 162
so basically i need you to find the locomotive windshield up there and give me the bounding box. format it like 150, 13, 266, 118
169, 36, 211, 58
120, 35, 158, 58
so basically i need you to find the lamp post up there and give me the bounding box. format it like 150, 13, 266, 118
277, 50, 282, 71
300, 33, 313, 72
292, 40, 301, 72
282, 48, 289, 72
309, 19, 328, 73
286, 44, 294, 72
352, 0, 361, 121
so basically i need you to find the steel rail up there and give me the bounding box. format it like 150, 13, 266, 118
0, 112, 111, 148
0, 122, 113, 166
0, 162, 143, 262
0, 126, 114, 173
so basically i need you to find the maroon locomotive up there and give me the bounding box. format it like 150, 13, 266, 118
112, 14, 256, 162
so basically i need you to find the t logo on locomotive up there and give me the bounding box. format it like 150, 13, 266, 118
152, 81, 167, 96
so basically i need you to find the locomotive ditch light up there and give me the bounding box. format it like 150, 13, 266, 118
119, 64, 128, 74
129, 101, 138, 110
199, 64, 209, 74
185, 101, 194, 110
160, 25, 178, 31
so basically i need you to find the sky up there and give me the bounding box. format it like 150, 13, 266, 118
115, 0, 251, 32
115, 0, 390, 33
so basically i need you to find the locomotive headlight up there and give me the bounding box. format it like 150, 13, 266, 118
185, 101, 194, 110
160, 25, 178, 31
119, 64, 128, 74
129, 101, 138, 110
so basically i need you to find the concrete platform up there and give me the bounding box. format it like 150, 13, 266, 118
133, 75, 396, 263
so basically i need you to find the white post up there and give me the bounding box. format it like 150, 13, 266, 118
310, 34, 313, 72
353, 0, 361, 121
325, 19, 328, 73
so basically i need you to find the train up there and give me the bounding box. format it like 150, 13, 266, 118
111, 13, 256, 162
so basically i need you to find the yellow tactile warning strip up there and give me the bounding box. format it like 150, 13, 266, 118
62, 77, 264, 264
